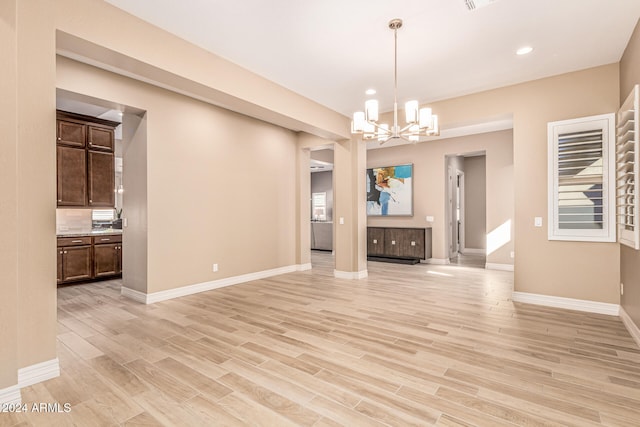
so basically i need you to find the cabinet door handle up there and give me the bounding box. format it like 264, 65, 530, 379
100, 238, 110, 241
64, 251, 68, 254
72, 240, 83, 243
391, 240, 396, 245
57, 137, 61, 141
89, 199, 92, 204
89, 142, 92, 146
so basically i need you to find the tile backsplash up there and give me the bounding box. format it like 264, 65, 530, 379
56, 209, 92, 234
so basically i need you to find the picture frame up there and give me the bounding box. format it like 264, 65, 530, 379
366, 163, 413, 216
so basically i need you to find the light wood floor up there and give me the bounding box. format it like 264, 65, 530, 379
448, 253, 486, 269
4, 252, 640, 426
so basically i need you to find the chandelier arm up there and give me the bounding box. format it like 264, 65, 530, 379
399, 123, 416, 134
366, 120, 392, 134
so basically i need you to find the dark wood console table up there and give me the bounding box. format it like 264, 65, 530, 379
367, 227, 432, 264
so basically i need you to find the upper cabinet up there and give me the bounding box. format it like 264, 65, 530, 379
57, 145, 87, 206
88, 126, 115, 151
56, 111, 119, 208
57, 120, 86, 148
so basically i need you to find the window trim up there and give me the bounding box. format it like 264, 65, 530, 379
547, 113, 616, 242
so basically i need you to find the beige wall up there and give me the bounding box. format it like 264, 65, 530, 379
0, 0, 58, 392
310, 149, 334, 164
427, 64, 620, 303
121, 113, 148, 293
18, 0, 58, 369
57, 57, 299, 293
0, 0, 19, 390
620, 19, 640, 326
298, 134, 367, 275
464, 156, 487, 250
367, 130, 513, 266
334, 139, 368, 274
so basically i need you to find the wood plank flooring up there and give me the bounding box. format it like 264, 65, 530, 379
4, 252, 640, 426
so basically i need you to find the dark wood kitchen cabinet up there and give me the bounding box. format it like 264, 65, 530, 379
57, 234, 123, 285
57, 119, 86, 148
367, 227, 431, 264
56, 111, 118, 208
88, 150, 115, 207
93, 235, 122, 278
57, 237, 93, 283
56, 145, 87, 206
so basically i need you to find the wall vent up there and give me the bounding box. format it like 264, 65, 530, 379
464, 0, 497, 11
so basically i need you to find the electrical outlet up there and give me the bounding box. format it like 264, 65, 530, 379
339, 217, 344, 225
621, 282, 624, 295
426, 216, 434, 222
510, 251, 515, 259
213, 263, 218, 272
534, 217, 543, 227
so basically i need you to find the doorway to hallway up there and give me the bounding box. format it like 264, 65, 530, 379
446, 153, 487, 268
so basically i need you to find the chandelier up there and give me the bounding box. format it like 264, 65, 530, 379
351, 19, 439, 144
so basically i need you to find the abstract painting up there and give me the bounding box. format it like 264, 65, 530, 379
366, 164, 413, 216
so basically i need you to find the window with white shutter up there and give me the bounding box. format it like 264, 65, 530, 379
548, 113, 615, 242
617, 85, 639, 250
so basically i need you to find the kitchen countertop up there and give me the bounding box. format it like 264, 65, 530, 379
57, 229, 123, 238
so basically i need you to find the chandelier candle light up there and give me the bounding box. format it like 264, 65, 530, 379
352, 19, 439, 144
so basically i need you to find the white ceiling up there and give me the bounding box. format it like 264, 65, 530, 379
105, 0, 640, 117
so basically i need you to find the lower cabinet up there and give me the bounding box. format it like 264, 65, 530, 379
94, 243, 121, 278
57, 234, 122, 284
367, 227, 386, 256
367, 227, 432, 263
57, 237, 92, 283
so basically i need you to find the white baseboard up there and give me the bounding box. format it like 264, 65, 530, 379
512, 291, 620, 316
296, 263, 312, 271
620, 306, 640, 348
424, 258, 450, 265
485, 262, 514, 271
0, 358, 60, 406
120, 286, 148, 303
18, 358, 60, 388
122, 264, 299, 304
0, 384, 21, 406
461, 248, 486, 255
334, 269, 368, 279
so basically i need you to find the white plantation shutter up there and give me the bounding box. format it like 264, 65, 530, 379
617, 85, 640, 249
548, 113, 615, 242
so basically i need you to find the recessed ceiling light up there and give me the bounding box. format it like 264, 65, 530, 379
365, 89, 376, 95
516, 46, 533, 55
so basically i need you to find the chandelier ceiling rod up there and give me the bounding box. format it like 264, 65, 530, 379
392, 18, 400, 139
351, 18, 439, 144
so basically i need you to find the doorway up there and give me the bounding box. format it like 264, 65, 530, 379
310, 148, 335, 265
446, 153, 487, 268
